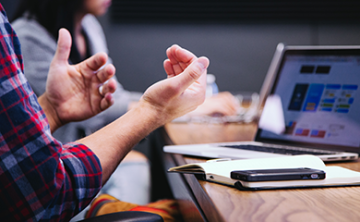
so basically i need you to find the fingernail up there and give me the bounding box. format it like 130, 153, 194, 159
196, 58, 208, 72
99, 85, 104, 96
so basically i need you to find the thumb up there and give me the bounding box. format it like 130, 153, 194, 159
175, 57, 209, 90
53, 28, 72, 65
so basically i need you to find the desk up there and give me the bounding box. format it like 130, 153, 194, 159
161, 122, 360, 222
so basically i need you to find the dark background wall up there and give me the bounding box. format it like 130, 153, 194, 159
3, 0, 360, 95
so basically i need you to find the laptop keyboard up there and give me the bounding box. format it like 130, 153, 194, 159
221, 144, 337, 155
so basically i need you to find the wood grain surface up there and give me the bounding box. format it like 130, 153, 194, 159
165, 122, 360, 222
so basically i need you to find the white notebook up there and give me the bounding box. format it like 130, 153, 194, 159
168, 155, 360, 190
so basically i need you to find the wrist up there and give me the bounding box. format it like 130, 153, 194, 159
38, 93, 63, 133
131, 99, 170, 130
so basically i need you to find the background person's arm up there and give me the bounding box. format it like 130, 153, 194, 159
189, 91, 240, 116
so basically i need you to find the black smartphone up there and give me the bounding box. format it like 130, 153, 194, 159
230, 168, 326, 182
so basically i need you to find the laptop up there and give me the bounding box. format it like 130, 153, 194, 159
164, 43, 360, 162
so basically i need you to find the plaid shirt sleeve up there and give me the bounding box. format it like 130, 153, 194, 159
0, 4, 102, 222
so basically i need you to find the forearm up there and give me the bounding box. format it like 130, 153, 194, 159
78, 52, 208, 183
78, 101, 167, 182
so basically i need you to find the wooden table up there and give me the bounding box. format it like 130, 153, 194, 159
161, 122, 360, 222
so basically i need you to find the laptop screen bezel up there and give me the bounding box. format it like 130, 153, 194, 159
255, 45, 360, 154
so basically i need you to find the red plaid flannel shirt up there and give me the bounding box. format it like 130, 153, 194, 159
0, 4, 102, 221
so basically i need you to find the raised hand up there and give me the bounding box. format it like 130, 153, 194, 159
163, 44, 197, 78
39, 28, 117, 132
163, 45, 239, 117
141, 45, 209, 123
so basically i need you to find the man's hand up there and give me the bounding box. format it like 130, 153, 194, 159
163, 44, 197, 78
140, 45, 209, 123
79, 45, 209, 181
164, 45, 239, 117
38, 28, 116, 132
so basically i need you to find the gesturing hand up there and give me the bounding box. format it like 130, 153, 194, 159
163, 44, 197, 78
140, 45, 209, 123
164, 45, 239, 117
39, 28, 117, 132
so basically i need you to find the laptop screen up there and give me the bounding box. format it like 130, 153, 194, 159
256, 47, 360, 153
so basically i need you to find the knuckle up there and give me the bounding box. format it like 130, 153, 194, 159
188, 67, 201, 80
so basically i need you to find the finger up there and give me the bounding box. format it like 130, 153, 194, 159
166, 44, 181, 62
166, 46, 184, 75
53, 28, 72, 65
171, 62, 184, 76
176, 47, 197, 72
99, 78, 117, 96
166, 45, 197, 75
96, 64, 116, 83
100, 93, 114, 110
163, 59, 176, 78
173, 57, 209, 92
166, 44, 196, 64
77, 52, 108, 78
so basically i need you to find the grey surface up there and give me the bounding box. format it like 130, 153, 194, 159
98, 13, 360, 94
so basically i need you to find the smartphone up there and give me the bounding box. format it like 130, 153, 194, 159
230, 168, 326, 182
